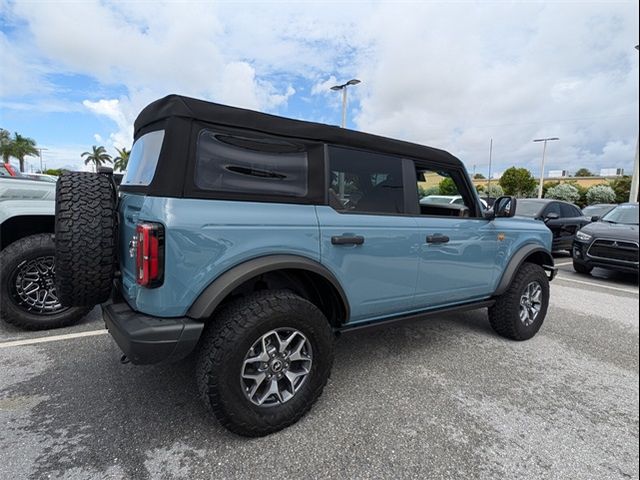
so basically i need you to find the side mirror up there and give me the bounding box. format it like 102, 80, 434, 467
544, 212, 560, 222
590, 215, 600, 222
494, 196, 517, 218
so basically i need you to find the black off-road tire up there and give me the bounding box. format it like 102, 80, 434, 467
55, 171, 117, 306
488, 262, 549, 341
196, 290, 334, 437
0, 234, 91, 330
573, 260, 593, 275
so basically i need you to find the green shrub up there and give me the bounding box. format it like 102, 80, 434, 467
438, 177, 458, 195
586, 184, 616, 205
545, 183, 580, 203
484, 184, 504, 198
419, 185, 440, 198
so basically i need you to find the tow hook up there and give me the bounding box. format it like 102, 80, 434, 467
120, 354, 130, 365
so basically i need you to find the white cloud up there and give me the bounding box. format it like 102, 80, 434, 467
1, 0, 638, 175
83, 99, 132, 148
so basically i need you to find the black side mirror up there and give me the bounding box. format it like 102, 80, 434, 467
494, 196, 517, 218
590, 215, 600, 222
544, 212, 560, 222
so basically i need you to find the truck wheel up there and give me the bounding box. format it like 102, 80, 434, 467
572, 261, 592, 275
488, 262, 549, 341
196, 290, 334, 437
55, 171, 117, 306
0, 234, 91, 330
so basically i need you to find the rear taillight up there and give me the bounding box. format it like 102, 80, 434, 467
135, 222, 164, 287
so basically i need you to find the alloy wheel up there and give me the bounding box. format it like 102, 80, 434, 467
11, 256, 68, 315
240, 328, 312, 407
519, 281, 542, 327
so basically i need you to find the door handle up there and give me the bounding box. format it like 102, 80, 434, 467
331, 235, 365, 245
426, 234, 450, 244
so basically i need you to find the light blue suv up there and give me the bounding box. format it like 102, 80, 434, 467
54, 95, 556, 436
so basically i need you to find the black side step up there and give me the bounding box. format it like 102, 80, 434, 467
337, 299, 495, 334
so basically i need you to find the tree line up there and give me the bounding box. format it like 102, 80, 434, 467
0, 128, 130, 173
475, 167, 635, 205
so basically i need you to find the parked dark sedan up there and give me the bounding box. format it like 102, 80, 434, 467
515, 199, 590, 251
572, 203, 639, 274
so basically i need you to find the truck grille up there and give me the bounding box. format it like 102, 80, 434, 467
587, 239, 639, 264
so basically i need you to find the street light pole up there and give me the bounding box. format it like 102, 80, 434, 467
330, 79, 361, 199
533, 137, 559, 198
330, 79, 361, 128
630, 45, 639, 203
487, 138, 493, 196
37, 148, 49, 173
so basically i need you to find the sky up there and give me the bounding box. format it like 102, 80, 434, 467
0, 0, 638, 178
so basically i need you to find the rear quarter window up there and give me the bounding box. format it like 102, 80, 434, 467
195, 130, 308, 197
122, 130, 165, 186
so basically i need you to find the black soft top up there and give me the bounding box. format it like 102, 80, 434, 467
135, 94, 461, 167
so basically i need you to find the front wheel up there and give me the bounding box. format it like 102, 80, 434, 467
0, 234, 91, 330
488, 263, 549, 341
573, 260, 593, 275
196, 290, 334, 437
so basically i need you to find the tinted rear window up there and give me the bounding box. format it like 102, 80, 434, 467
195, 130, 308, 197
122, 130, 165, 186
328, 146, 404, 214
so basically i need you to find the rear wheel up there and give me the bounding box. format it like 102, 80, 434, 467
488, 263, 549, 341
196, 290, 334, 437
0, 234, 91, 330
55, 171, 117, 306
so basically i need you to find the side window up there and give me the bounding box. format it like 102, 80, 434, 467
416, 166, 474, 217
560, 203, 579, 217
544, 202, 562, 217
328, 146, 404, 214
195, 130, 308, 197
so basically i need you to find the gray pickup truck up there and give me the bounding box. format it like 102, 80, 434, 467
0, 176, 90, 329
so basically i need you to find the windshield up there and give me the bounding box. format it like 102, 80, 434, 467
601, 204, 639, 225
515, 200, 543, 217
582, 205, 614, 218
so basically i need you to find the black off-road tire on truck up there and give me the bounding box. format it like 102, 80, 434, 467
196, 290, 334, 437
0, 234, 91, 330
55, 171, 117, 306
488, 262, 550, 341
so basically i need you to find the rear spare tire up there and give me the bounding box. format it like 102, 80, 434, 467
55, 171, 117, 306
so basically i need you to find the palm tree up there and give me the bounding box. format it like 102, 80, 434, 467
0, 128, 12, 164
81, 145, 112, 172
113, 147, 130, 172
11, 133, 39, 172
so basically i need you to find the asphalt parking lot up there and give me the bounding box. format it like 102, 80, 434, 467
1, 261, 638, 480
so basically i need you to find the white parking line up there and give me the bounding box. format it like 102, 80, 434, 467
0, 329, 109, 349
554, 261, 573, 266
555, 275, 639, 294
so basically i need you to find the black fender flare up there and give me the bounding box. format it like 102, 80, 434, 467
187, 254, 350, 321
493, 245, 554, 296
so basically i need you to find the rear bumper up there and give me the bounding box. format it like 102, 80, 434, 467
102, 294, 204, 365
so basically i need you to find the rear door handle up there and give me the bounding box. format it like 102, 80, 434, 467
331, 235, 365, 245
426, 234, 450, 244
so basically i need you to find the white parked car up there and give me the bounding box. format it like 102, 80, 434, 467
420, 194, 488, 209
0, 176, 91, 329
